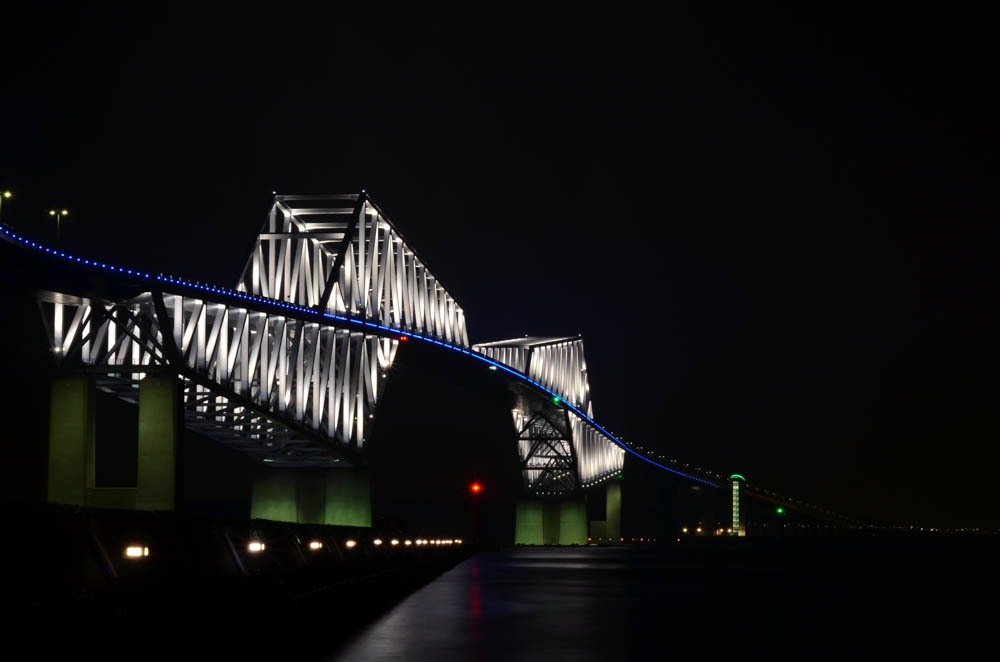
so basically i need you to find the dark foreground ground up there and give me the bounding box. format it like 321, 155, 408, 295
0, 504, 471, 657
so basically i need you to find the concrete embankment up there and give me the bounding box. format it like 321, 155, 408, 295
2, 503, 471, 654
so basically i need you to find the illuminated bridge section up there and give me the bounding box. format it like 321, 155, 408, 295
476, 336, 592, 416
2, 194, 716, 489
475, 337, 623, 492
29, 194, 471, 467
36, 288, 399, 467
236, 194, 468, 347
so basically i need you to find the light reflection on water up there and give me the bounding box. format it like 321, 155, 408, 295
326, 541, 976, 660
327, 547, 760, 661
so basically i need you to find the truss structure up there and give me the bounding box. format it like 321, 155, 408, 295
512, 409, 578, 493
18, 193, 629, 490
475, 337, 624, 492
38, 290, 397, 466
237, 194, 468, 347
29, 194, 480, 467
475, 336, 592, 416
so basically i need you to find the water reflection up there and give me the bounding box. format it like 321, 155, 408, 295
327, 543, 953, 660
329, 547, 734, 661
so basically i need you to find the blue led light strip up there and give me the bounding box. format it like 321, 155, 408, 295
1, 223, 717, 488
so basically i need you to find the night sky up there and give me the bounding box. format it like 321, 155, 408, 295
2, 4, 996, 528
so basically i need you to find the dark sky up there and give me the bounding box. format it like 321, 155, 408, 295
2, 3, 997, 527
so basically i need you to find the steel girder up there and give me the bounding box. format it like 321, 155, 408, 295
37, 289, 399, 467
32, 193, 476, 468
237, 194, 469, 347
480, 337, 625, 492
512, 409, 578, 494
21, 194, 622, 486
476, 336, 592, 416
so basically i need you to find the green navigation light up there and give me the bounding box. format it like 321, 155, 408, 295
776, 507, 784, 514
552, 396, 561, 404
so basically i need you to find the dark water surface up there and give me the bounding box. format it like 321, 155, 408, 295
328, 541, 994, 660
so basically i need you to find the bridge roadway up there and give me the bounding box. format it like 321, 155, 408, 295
0, 195, 854, 537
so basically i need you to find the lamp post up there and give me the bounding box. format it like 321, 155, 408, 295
0, 190, 11, 224
49, 209, 69, 242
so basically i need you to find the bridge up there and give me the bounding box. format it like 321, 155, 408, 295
0, 192, 850, 543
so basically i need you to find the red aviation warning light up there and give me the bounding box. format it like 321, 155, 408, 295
470, 482, 482, 494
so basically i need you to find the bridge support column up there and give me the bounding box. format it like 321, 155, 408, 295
251, 471, 299, 522
558, 500, 587, 545
296, 474, 326, 525
136, 375, 180, 511
588, 482, 622, 543
251, 469, 371, 526
323, 470, 371, 527
515, 499, 586, 545
515, 501, 544, 545
605, 481, 622, 543
47, 376, 96, 506
542, 502, 561, 545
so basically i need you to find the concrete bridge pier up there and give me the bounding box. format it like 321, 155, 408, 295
515, 499, 587, 545
47, 375, 96, 506
588, 481, 622, 543
47, 374, 180, 510
251, 468, 371, 527
135, 375, 180, 511
605, 481, 622, 542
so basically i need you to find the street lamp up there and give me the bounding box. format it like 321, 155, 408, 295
49, 209, 69, 241
0, 190, 11, 223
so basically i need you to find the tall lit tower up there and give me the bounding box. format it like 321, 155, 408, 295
730, 474, 746, 536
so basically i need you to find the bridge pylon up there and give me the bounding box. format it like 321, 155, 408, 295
47, 375, 96, 507
250, 468, 371, 527
585, 479, 622, 544
515, 498, 587, 545
47, 373, 181, 511
606, 480, 622, 542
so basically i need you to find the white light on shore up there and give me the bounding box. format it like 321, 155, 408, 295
125, 545, 149, 558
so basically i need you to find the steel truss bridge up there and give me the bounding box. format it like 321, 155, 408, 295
0, 192, 851, 521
